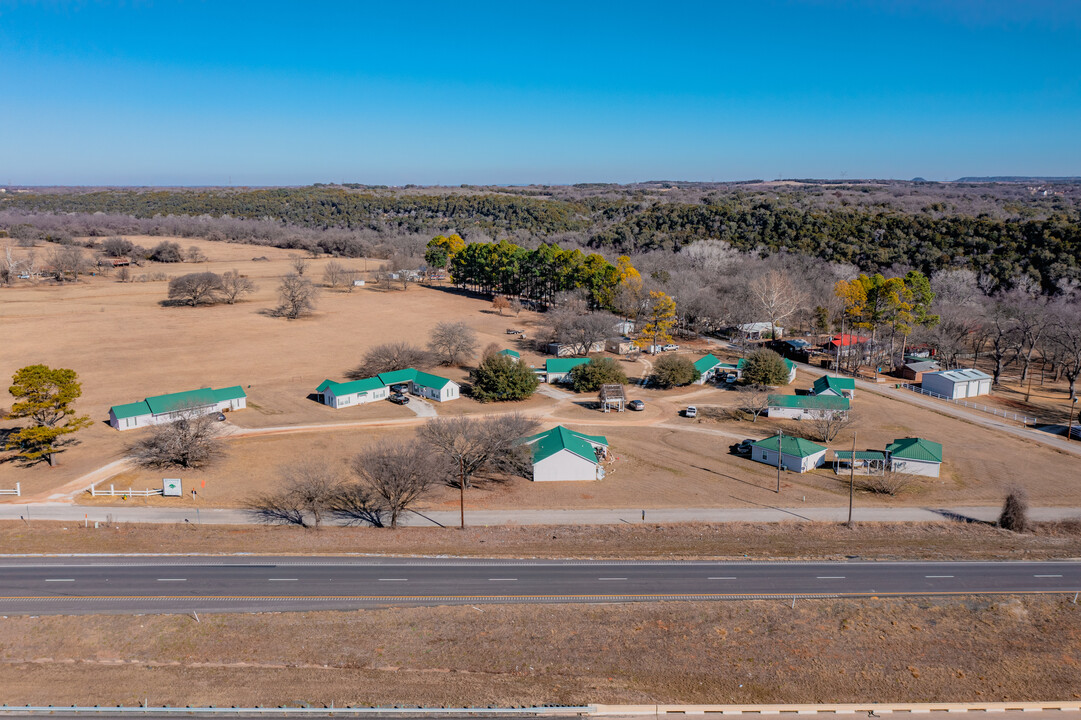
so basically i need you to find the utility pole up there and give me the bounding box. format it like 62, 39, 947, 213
459, 456, 466, 529
776, 429, 783, 493
847, 432, 856, 526
1069, 397, 1079, 443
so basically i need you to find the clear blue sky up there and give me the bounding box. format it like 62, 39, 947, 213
2, 0, 1079, 186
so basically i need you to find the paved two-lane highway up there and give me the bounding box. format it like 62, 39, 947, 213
0, 557, 1078, 614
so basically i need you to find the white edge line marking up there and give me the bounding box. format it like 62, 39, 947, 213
156, 578, 186, 582
378, 578, 408, 582
708, 577, 737, 580
267, 578, 298, 581
599, 577, 628, 580
925, 575, 955, 578
816, 576, 845, 579
44, 579, 75, 582
1034, 574, 1063, 577
488, 578, 517, 581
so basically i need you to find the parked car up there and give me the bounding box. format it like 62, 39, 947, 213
505, 328, 522, 334
390, 383, 410, 394
389, 393, 410, 405
662, 344, 679, 351
724, 373, 738, 384
736, 439, 755, 455
216, 413, 227, 422
684, 406, 697, 418
628, 399, 645, 411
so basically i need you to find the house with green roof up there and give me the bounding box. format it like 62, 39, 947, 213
517, 425, 609, 482
316, 377, 389, 409
738, 356, 797, 384
749, 434, 827, 473
377, 368, 460, 402
108, 385, 246, 430
766, 393, 850, 420
498, 349, 521, 361
692, 353, 724, 384
545, 357, 592, 384
885, 437, 943, 477
811, 375, 856, 399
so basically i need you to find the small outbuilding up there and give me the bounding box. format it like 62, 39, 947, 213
749, 434, 827, 473
109, 386, 246, 430
518, 425, 609, 482
885, 437, 943, 477
899, 360, 940, 382
920, 369, 991, 399
766, 394, 849, 420
832, 450, 886, 476
736, 322, 781, 340
547, 341, 605, 357
498, 349, 521, 362
692, 353, 724, 384
605, 336, 637, 355
377, 368, 461, 402
811, 375, 856, 399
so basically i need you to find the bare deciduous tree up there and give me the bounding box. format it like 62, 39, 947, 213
220, 269, 257, 304
347, 342, 433, 379
508, 298, 523, 317
248, 459, 343, 528
428, 320, 478, 366
749, 269, 804, 340
49, 245, 92, 281
322, 260, 349, 289
275, 273, 318, 319
101, 237, 134, 257
809, 408, 856, 443
128, 412, 222, 469
1048, 301, 1081, 400
418, 414, 539, 489
854, 469, 918, 496
738, 383, 771, 422
349, 441, 442, 528
543, 308, 618, 356
290, 255, 309, 276
186, 245, 207, 263
167, 271, 224, 306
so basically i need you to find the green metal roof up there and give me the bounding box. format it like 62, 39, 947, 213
318, 377, 385, 395
110, 400, 151, 420
113, 385, 245, 419
767, 394, 849, 410
498, 349, 520, 358
546, 357, 592, 374
377, 368, 419, 386
520, 425, 608, 464
750, 434, 827, 458
693, 353, 722, 373
886, 437, 943, 463
834, 450, 886, 461
812, 375, 856, 394
412, 370, 455, 390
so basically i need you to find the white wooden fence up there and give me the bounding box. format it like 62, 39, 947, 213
898, 383, 1036, 425
0, 483, 19, 496
89, 484, 163, 498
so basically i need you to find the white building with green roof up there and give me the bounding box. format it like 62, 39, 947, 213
811, 375, 856, 398
108, 386, 246, 430
692, 353, 724, 384
518, 425, 609, 482
885, 437, 943, 477
316, 377, 389, 408
766, 393, 850, 420
545, 357, 592, 384
749, 434, 827, 473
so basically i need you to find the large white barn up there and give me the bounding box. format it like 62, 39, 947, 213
921, 369, 992, 399
109, 386, 246, 430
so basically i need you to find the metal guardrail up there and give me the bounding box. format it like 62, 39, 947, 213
898, 383, 1036, 425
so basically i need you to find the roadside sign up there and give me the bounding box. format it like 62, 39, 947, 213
163, 478, 182, 497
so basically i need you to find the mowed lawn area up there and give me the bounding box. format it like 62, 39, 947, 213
3, 235, 1081, 512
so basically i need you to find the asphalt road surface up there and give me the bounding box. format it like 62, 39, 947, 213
0, 557, 1078, 614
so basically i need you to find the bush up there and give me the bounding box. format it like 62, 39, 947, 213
167, 271, 224, 306
101, 237, 134, 257
149, 241, 184, 263
569, 357, 627, 393
854, 470, 918, 496
999, 487, 1030, 532
740, 348, 790, 386
650, 354, 700, 388
471, 352, 539, 402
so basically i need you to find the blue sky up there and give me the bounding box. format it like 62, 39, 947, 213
1, 0, 1079, 185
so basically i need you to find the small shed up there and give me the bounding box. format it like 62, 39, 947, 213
518, 426, 609, 482
766, 394, 849, 420
749, 434, 827, 473
736, 322, 781, 340
605, 336, 637, 355
885, 437, 943, 477
811, 375, 856, 399
498, 349, 521, 362
921, 369, 991, 399
900, 360, 940, 382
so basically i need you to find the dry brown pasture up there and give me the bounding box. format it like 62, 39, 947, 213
3, 235, 1081, 512
0, 596, 1078, 706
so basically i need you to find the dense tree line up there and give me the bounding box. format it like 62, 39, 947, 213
4, 187, 1079, 292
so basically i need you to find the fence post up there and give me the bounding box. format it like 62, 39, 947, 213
110, 484, 114, 495
15, 483, 19, 497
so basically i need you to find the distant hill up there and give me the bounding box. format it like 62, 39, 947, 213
955, 176, 1081, 183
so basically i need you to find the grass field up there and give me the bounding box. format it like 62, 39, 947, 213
0, 596, 1078, 706
3, 235, 1081, 515
2, 520, 1080, 559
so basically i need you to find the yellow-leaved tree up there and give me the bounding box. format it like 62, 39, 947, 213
636, 290, 677, 354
